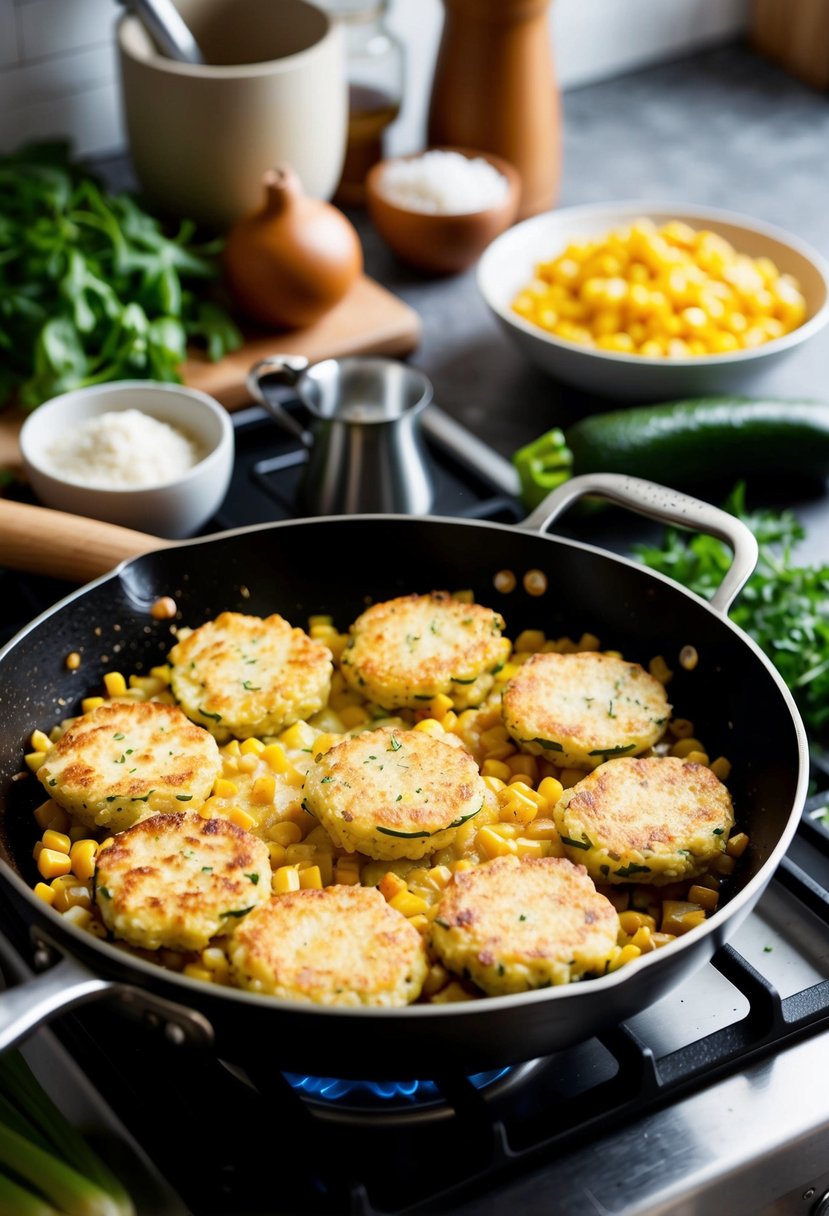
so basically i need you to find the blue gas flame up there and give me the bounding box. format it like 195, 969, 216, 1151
283, 1070, 510, 1105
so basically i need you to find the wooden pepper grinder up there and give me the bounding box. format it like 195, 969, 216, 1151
426, 0, 561, 220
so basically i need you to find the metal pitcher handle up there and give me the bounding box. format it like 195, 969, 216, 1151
246, 355, 312, 446
521, 473, 759, 617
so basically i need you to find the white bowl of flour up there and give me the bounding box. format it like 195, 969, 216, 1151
19, 381, 234, 538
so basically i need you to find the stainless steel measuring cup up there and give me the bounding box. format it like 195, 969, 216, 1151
246, 355, 434, 515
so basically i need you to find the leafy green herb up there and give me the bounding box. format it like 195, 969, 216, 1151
199, 707, 223, 722
245, 873, 260, 885
634, 483, 829, 738
526, 737, 564, 752
376, 826, 431, 839
242, 680, 261, 691
0, 141, 241, 409
387, 733, 402, 752
560, 834, 592, 850
175, 794, 193, 802
222, 907, 254, 919
588, 744, 635, 757
97, 886, 111, 899
615, 862, 652, 877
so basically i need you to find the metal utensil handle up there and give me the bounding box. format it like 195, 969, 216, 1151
120, 0, 205, 63
420, 406, 521, 498
522, 472, 758, 617
0, 948, 214, 1052
246, 355, 312, 446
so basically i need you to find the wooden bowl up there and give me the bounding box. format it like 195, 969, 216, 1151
366, 147, 521, 276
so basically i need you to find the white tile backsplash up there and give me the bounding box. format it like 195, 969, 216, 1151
0, 0, 750, 159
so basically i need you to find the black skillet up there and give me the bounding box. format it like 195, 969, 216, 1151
0, 475, 809, 1079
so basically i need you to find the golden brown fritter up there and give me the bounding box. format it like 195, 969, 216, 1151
340, 592, 508, 710
229, 885, 428, 1005
37, 700, 221, 830
94, 811, 271, 951
502, 651, 670, 769
553, 755, 735, 884
430, 854, 620, 994
302, 726, 486, 860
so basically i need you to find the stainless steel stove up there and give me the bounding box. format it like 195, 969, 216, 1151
1, 406, 828, 1216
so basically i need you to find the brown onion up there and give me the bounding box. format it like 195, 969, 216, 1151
223, 164, 363, 330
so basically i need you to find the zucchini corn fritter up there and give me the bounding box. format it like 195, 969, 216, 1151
26, 597, 742, 1007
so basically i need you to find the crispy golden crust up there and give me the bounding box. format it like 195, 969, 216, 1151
169, 611, 332, 741
302, 727, 486, 861
340, 592, 507, 710
228, 885, 428, 1005
502, 651, 671, 769
553, 755, 735, 884
429, 854, 620, 994
94, 811, 271, 951
37, 701, 221, 830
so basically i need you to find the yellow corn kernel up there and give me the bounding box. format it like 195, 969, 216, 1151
413, 718, 445, 738
182, 964, 213, 984
710, 756, 732, 781
607, 943, 642, 972
32, 841, 43, 863
298, 865, 324, 890
33, 881, 56, 907
267, 841, 288, 867
103, 671, 127, 697
670, 717, 695, 738
41, 828, 71, 855
687, 883, 719, 911
684, 750, 710, 766
334, 860, 362, 885
69, 839, 98, 881
259, 742, 288, 773
726, 831, 750, 859
670, 737, 705, 759
225, 806, 257, 832
311, 733, 339, 758
629, 925, 655, 953
197, 800, 215, 819
482, 775, 507, 794
429, 981, 475, 1004
279, 721, 316, 750
283, 764, 308, 789
648, 655, 673, 685
201, 947, 230, 976
52, 881, 92, 913
250, 775, 276, 805
482, 758, 512, 783
273, 864, 302, 893
212, 777, 239, 800
29, 729, 52, 753
440, 711, 459, 732
339, 705, 371, 729
514, 837, 548, 858
537, 776, 565, 808
389, 890, 430, 917
33, 802, 65, 832
661, 901, 706, 935
514, 629, 546, 653
61, 905, 93, 930
618, 909, 656, 935
24, 752, 47, 773
378, 872, 408, 901
240, 737, 265, 756
284, 843, 316, 867
65, 651, 81, 671
81, 696, 105, 713
37, 848, 72, 880
476, 825, 517, 859
267, 821, 302, 846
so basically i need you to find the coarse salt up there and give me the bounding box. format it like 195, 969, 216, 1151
379, 150, 509, 215
43, 408, 203, 490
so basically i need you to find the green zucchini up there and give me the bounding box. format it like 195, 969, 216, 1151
513, 397, 829, 508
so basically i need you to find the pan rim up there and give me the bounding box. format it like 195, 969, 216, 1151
0, 511, 810, 1020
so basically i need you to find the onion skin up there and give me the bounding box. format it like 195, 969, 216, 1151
223, 164, 363, 330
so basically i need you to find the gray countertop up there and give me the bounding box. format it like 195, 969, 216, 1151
349, 40, 829, 561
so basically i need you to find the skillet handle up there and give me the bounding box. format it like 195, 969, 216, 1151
0, 499, 165, 582
0, 944, 215, 1053
522, 472, 759, 616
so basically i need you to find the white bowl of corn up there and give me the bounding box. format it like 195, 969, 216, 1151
477, 201, 829, 399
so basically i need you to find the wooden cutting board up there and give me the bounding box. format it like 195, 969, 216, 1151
184, 275, 421, 410
0, 275, 421, 468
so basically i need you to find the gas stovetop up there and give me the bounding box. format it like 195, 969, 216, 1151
2, 409, 828, 1216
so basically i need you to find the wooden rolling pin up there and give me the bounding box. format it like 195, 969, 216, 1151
0, 499, 169, 584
